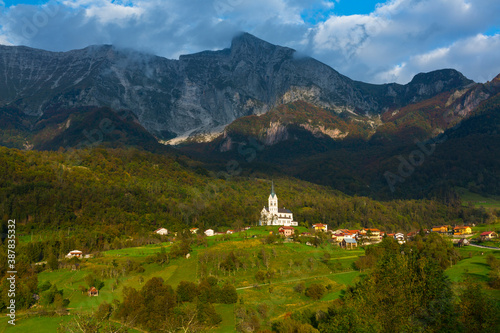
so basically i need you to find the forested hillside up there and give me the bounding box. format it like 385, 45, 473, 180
0, 146, 495, 254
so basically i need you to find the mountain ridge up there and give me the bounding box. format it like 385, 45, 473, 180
0, 33, 476, 143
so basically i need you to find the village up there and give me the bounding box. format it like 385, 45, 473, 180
146, 184, 499, 250
147, 223, 499, 250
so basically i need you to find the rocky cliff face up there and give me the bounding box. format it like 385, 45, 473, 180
0, 33, 476, 142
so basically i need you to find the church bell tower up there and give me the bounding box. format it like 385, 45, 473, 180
268, 181, 278, 214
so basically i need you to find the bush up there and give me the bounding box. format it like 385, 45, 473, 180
305, 283, 326, 300
176, 281, 199, 302
219, 283, 238, 304
294, 282, 305, 294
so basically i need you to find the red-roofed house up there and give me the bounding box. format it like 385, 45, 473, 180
154, 228, 169, 235
453, 226, 472, 235
407, 231, 418, 239
312, 224, 328, 232
279, 226, 295, 238
88, 287, 99, 297
332, 233, 345, 242
481, 231, 498, 241
65, 250, 83, 259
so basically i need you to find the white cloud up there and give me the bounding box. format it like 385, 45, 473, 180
376, 33, 500, 83
84, 2, 144, 24
305, 0, 500, 82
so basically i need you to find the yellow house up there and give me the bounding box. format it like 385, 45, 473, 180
432, 225, 450, 233
312, 223, 328, 232
453, 226, 472, 235
361, 228, 381, 237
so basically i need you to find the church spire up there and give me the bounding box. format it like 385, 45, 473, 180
271, 180, 275, 198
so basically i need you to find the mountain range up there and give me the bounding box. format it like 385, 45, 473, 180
0, 32, 498, 199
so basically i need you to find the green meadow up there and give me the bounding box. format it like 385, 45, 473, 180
7, 226, 500, 332
456, 187, 500, 210
9, 228, 367, 331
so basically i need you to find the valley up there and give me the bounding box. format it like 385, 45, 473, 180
0, 31, 499, 332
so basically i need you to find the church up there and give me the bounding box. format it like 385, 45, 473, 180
260, 182, 298, 226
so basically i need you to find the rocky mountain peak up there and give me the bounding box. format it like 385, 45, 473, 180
409, 68, 474, 87
230, 32, 294, 59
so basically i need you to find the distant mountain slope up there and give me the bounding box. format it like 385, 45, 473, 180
180, 87, 500, 199
0, 33, 475, 142
0, 105, 170, 152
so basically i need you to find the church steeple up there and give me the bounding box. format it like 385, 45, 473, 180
268, 180, 278, 214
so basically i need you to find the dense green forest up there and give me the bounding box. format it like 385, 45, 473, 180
0, 146, 495, 254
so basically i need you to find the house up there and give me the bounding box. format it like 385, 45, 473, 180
65, 250, 83, 259
88, 287, 99, 297
457, 238, 470, 247
453, 226, 472, 235
361, 228, 381, 237
154, 228, 169, 235
348, 230, 360, 238
432, 225, 450, 233
332, 233, 345, 242
278, 226, 295, 238
394, 233, 405, 244
480, 231, 498, 241
204, 229, 214, 237
226, 230, 234, 234
190, 228, 199, 234
406, 231, 418, 239
260, 182, 298, 226
312, 223, 328, 232
394, 233, 405, 240
341, 238, 357, 249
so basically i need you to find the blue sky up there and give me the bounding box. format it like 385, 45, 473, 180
1, 0, 499, 84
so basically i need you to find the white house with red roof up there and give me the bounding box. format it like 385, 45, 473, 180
260, 182, 298, 226
65, 250, 83, 259
154, 228, 169, 235
480, 231, 498, 241
279, 226, 295, 237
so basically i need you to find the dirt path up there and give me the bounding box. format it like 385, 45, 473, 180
236, 270, 356, 290
469, 243, 500, 250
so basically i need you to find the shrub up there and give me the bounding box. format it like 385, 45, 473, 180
305, 283, 326, 300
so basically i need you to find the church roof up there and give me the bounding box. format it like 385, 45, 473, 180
278, 208, 292, 214
270, 181, 276, 198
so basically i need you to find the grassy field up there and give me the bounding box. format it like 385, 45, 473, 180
0, 315, 72, 333
12, 225, 500, 332
446, 246, 500, 283
456, 187, 500, 210
25, 227, 366, 332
